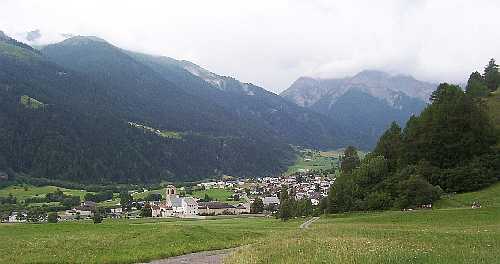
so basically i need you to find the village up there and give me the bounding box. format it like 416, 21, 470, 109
4, 171, 334, 223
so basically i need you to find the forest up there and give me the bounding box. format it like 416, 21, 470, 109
322, 59, 500, 212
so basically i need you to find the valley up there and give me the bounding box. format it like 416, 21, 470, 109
0, 6, 500, 263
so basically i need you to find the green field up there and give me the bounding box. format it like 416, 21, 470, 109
192, 188, 235, 202
20, 95, 45, 109
132, 189, 164, 200
435, 182, 500, 209
0, 217, 299, 264
226, 208, 500, 264
2, 182, 500, 263
227, 181, 500, 264
0, 185, 88, 202
285, 148, 339, 175
285, 148, 367, 175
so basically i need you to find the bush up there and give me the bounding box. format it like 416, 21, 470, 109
395, 176, 442, 209
366, 191, 392, 210
47, 212, 58, 223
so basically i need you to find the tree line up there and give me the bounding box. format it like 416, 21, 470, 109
278, 59, 500, 218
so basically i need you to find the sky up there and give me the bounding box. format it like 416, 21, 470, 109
1, 0, 500, 93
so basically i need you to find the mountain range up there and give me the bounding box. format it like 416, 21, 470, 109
0, 30, 437, 184
281, 70, 436, 148
0, 31, 344, 184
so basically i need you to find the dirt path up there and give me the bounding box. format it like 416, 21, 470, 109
140, 248, 234, 264
141, 217, 319, 264
299, 216, 320, 229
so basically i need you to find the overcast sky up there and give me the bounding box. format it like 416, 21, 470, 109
1, 0, 500, 93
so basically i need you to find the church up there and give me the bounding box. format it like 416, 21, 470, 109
151, 185, 198, 217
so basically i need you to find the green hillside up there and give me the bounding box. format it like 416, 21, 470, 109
435, 182, 500, 209
0, 185, 88, 202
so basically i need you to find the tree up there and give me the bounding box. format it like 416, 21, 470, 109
46, 189, 65, 202
145, 193, 162, 201
317, 197, 328, 215
373, 122, 403, 171
484, 58, 499, 91
61, 196, 80, 208
466, 71, 489, 97
200, 193, 212, 202
140, 203, 152, 217
250, 197, 264, 214
340, 146, 360, 174
278, 186, 293, 220
47, 212, 58, 223
92, 210, 104, 224
120, 191, 133, 211
27, 207, 46, 222
408, 83, 496, 170
395, 175, 442, 209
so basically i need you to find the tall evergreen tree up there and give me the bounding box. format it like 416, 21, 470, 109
278, 186, 292, 220
466, 71, 489, 97
373, 122, 403, 171
340, 146, 360, 174
484, 58, 499, 91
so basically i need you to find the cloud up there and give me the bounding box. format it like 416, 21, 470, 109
1, 0, 499, 93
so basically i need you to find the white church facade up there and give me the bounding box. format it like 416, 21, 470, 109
151, 185, 198, 217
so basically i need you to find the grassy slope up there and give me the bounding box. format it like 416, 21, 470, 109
192, 189, 235, 202
435, 182, 500, 209
20, 95, 45, 109
229, 145, 500, 264
226, 208, 499, 264
0, 185, 89, 201
0, 217, 300, 264
132, 189, 164, 200
285, 149, 339, 175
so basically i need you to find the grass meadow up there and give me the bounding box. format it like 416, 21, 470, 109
0, 217, 300, 264
192, 188, 235, 202
226, 208, 500, 264
0, 185, 89, 202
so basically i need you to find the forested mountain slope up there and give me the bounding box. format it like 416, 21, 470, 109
0, 32, 295, 184
127, 51, 345, 149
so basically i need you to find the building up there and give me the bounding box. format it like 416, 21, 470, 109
198, 202, 236, 215
151, 203, 174, 217
8, 211, 27, 223
263, 196, 280, 206
158, 185, 198, 217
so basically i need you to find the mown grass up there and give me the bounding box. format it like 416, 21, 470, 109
192, 189, 235, 202
0, 217, 299, 264
132, 189, 164, 200
226, 208, 500, 264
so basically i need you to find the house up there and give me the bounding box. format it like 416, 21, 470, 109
263, 196, 280, 206
8, 211, 27, 223
151, 203, 174, 217
182, 197, 198, 215
235, 203, 251, 214
198, 202, 236, 215
110, 207, 122, 214
73, 201, 96, 218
